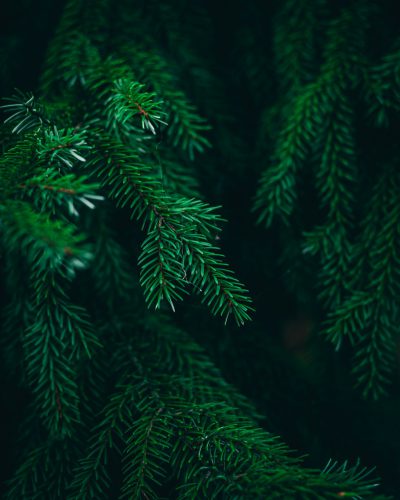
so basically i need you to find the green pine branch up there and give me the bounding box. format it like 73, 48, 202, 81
254, 2, 371, 227
0, 201, 98, 434
87, 134, 252, 324
118, 44, 211, 159
324, 167, 400, 398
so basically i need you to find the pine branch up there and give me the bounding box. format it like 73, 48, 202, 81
2, 91, 52, 133
69, 317, 259, 500
5, 444, 52, 500
254, 2, 371, 227
353, 310, 397, 400
0, 201, 98, 434
180, 232, 252, 324
39, 0, 109, 94
20, 170, 102, 216
36, 127, 90, 169
139, 224, 187, 311
133, 313, 261, 418
87, 134, 252, 324
1, 1, 397, 495
254, 85, 320, 226
363, 40, 400, 126
106, 79, 167, 135
119, 44, 211, 159
67, 380, 133, 499
303, 93, 357, 309
114, 321, 380, 499
173, 404, 379, 499
0, 134, 36, 198
324, 167, 400, 398
273, 0, 324, 93
120, 409, 172, 500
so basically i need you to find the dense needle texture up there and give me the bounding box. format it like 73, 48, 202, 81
1, 0, 399, 498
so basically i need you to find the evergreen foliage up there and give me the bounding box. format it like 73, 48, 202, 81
1, 0, 400, 498
254, 0, 400, 400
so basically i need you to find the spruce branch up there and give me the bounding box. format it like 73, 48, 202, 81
36, 127, 90, 168
39, 0, 108, 94
67, 380, 134, 499
254, 85, 320, 226
0, 201, 98, 434
118, 44, 211, 159
1, 1, 397, 496
4, 442, 75, 500
20, 170, 103, 217
353, 310, 397, 400
106, 79, 167, 135
180, 232, 252, 325
323, 167, 400, 398
120, 409, 172, 500
254, 2, 371, 227
87, 135, 252, 325
173, 404, 379, 499
0, 135, 36, 198
1, 90, 52, 133
363, 41, 400, 125
273, 0, 323, 93
139, 224, 187, 311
